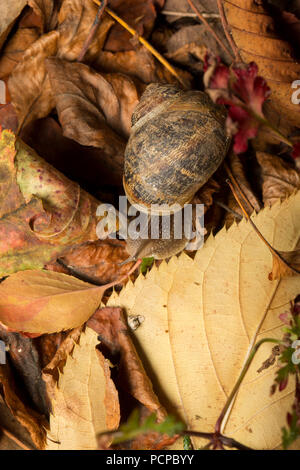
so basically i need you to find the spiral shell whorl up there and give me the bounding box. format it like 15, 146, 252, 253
124, 83, 230, 212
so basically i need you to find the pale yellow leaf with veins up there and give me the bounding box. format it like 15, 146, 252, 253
47, 327, 120, 450
107, 191, 300, 449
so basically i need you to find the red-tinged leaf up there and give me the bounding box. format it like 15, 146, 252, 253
203, 54, 229, 89
204, 56, 271, 154
231, 62, 270, 116
0, 128, 110, 276
226, 105, 258, 154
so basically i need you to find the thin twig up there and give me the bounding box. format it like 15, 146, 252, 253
215, 200, 242, 219
92, 0, 189, 89
162, 10, 220, 18
216, 0, 242, 62
214, 338, 280, 434
78, 0, 107, 62
225, 162, 256, 213
186, 0, 234, 60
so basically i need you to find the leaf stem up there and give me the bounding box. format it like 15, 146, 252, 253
215, 338, 280, 434
182, 430, 254, 450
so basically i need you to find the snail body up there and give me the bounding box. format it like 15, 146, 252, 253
124, 83, 230, 214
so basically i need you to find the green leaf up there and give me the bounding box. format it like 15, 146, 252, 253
140, 257, 154, 274
112, 410, 184, 444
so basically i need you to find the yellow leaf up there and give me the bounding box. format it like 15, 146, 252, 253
107, 191, 300, 449
46, 327, 120, 450
0, 270, 107, 334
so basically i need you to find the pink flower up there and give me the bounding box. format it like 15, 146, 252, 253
204, 57, 270, 154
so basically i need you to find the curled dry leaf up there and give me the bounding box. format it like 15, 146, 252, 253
8, 30, 59, 133
57, 0, 114, 62
0, 129, 108, 276
28, 0, 60, 33
0, 0, 27, 49
0, 270, 109, 334
87, 307, 166, 421
46, 327, 120, 450
34, 330, 70, 369
270, 249, 300, 281
46, 58, 139, 143
107, 192, 300, 450
0, 325, 50, 417
0, 362, 48, 449
256, 151, 300, 207
0, 14, 40, 80
104, 0, 164, 52
223, 0, 300, 127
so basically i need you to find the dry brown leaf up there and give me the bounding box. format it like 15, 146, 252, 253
0, 0, 28, 50
104, 0, 164, 52
28, 0, 60, 32
0, 270, 109, 334
46, 58, 139, 143
0, 103, 19, 133
224, 0, 300, 127
166, 23, 232, 70
0, 325, 49, 416
57, 239, 134, 285
8, 30, 59, 133
34, 330, 70, 369
96, 46, 192, 87
0, 395, 36, 450
256, 151, 300, 207
87, 307, 166, 420
0, 26, 40, 80
0, 362, 48, 449
42, 327, 83, 401
226, 152, 261, 226
57, 0, 114, 61
107, 191, 300, 450
46, 327, 120, 450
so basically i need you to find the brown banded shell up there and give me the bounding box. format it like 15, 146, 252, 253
123, 83, 230, 212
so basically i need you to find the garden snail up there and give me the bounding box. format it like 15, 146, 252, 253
123, 83, 230, 261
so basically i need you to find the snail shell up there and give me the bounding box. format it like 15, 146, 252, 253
123, 83, 230, 214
